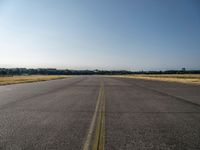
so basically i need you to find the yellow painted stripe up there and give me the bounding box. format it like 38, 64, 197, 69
93, 81, 105, 150
83, 81, 105, 150
97, 83, 105, 150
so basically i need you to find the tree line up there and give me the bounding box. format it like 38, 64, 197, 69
0, 68, 199, 76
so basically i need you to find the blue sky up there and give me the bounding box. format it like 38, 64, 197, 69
0, 0, 199, 70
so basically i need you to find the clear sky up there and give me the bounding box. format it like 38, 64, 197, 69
0, 0, 199, 70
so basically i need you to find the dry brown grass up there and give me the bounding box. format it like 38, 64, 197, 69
114, 74, 200, 85
0, 75, 70, 86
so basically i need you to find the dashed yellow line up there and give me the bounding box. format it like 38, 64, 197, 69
83, 81, 105, 150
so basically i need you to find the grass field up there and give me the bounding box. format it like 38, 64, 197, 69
0, 75, 70, 86
115, 74, 200, 85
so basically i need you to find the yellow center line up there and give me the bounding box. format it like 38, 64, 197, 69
83, 81, 105, 150
97, 83, 105, 150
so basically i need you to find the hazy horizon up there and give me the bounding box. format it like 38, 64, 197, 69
0, 0, 200, 70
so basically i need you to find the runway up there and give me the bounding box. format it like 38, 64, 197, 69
0, 76, 199, 149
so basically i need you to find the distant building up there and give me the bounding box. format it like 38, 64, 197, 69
182, 68, 186, 71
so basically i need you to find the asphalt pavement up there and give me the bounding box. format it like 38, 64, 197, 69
0, 76, 200, 150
